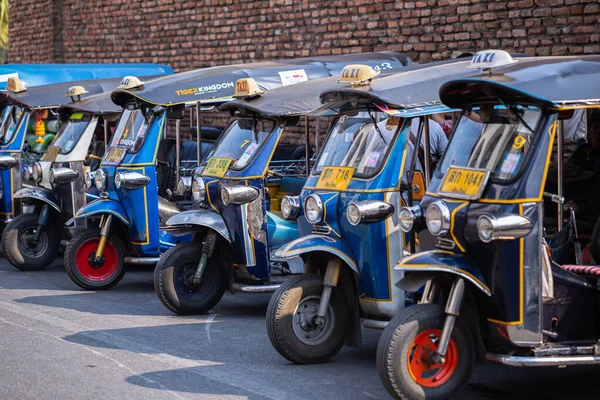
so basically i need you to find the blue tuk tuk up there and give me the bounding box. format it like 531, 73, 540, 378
63, 52, 411, 290
377, 51, 600, 400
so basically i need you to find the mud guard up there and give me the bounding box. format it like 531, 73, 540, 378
14, 187, 61, 213
275, 234, 358, 273
395, 250, 491, 296
73, 198, 131, 227
164, 209, 231, 243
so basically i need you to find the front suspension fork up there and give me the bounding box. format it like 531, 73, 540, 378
32, 204, 51, 242
433, 277, 465, 364
95, 215, 113, 263
193, 230, 218, 284
314, 257, 341, 327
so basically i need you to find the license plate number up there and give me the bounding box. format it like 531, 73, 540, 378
315, 166, 354, 191
438, 167, 488, 199
202, 157, 232, 178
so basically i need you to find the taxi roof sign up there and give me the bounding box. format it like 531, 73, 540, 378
339, 64, 380, 86
118, 76, 145, 90
66, 86, 89, 100
467, 50, 518, 71
233, 78, 264, 99
6, 77, 26, 93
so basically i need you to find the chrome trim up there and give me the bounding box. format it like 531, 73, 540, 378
49, 167, 79, 185
94, 168, 106, 192
477, 213, 533, 243
435, 236, 456, 250
192, 176, 206, 205
363, 319, 389, 329
231, 283, 281, 293
124, 257, 160, 265
221, 185, 259, 206
347, 200, 394, 226
399, 205, 422, 232
115, 171, 150, 190
32, 162, 43, 183
304, 193, 323, 224
281, 195, 300, 220
157, 196, 181, 224
0, 155, 18, 170
398, 265, 492, 296
176, 176, 192, 195
312, 225, 331, 235
486, 353, 600, 367
426, 200, 450, 236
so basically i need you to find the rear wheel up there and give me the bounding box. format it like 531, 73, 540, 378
4, 213, 60, 271
154, 241, 227, 315
64, 229, 126, 290
266, 274, 349, 364
377, 304, 474, 400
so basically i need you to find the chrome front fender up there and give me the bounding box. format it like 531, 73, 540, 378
14, 187, 61, 213
395, 250, 491, 296
165, 209, 231, 243
275, 234, 358, 273
73, 198, 131, 227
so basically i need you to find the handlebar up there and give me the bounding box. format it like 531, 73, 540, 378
267, 169, 285, 179
543, 192, 564, 205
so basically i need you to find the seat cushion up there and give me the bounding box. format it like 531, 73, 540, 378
561, 265, 600, 276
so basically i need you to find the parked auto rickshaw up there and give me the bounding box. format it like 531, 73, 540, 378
63, 52, 411, 290
150, 53, 413, 314
3, 78, 142, 270
377, 51, 600, 400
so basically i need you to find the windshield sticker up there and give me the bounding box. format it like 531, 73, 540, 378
66, 140, 74, 149
240, 139, 250, 149
500, 153, 521, 175
103, 147, 127, 165
364, 151, 380, 168
70, 113, 84, 120
513, 135, 526, 149
344, 131, 354, 143
278, 69, 308, 86
317, 152, 328, 168
244, 142, 258, 156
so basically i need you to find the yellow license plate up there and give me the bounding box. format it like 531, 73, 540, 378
41, 146, 60, 162
202, 157, 232, 178
104, 147, 127, 165
315, 166, 354, 191
439, 167, 488, 199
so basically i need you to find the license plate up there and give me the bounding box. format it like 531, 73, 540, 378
438, 167, 489, 200
103, 147, 127, 165
315, 166, 354, 191
41, 146, 60, 162
202, 157, 232, 178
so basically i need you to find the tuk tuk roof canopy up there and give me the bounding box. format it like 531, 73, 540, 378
439, 55, 600, 110
0, 64, 173, 90
111, 52, 412, 108
1, 77, 124, 110
59, 92, 123, 115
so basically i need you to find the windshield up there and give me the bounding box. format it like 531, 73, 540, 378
314, 112, 401, 178
52, 113, 92, 154
0, 105, 25, 145
205, 117, 275, 170
439, 106, 543, 181
109, 109, 153, 153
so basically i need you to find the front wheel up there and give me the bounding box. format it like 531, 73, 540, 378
64, 229, 126, 290
266, 274, 350, 364
4, 213, 60, 271
377, 304, 475, 400
154, 241, 227, 315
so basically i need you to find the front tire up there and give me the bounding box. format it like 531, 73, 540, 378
266, 274, 350, 364
154, 241, 227, 315
64, 229, 126, 290
377, 304, 475, 400
4, 213, 60, 271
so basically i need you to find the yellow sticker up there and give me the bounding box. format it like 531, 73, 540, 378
315, 166, 354, 191
202, 157, 232, 178
513, 135, 526, 149
41, 146, 60, 162
240, 139, 250, 149
70, 112, 84, 120
104, 147, 127, 164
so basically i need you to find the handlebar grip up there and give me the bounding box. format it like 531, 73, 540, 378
543, 191, 564, 204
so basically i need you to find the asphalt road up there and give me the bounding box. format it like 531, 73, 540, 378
0, 258, 598, 400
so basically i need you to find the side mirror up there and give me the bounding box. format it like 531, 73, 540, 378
166, 104, 185, 120
557, 109, 574, 120
411, 170, 426, 201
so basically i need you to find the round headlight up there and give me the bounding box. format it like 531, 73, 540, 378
32, 162, 42, 183
23, 166, 33, 181
304, 194, 323, 224
221, 187, 231, 206
280, 195, 300, 220
84, 171, 93, 188
346, 203, 361, 226
192, 177, 206, 204
399, 207, 415, 232
114, 172, 123, 189
477, 215, 495, 243
95, 169, 106, 192
425, 201, 450, 236
49, 168, 56, 183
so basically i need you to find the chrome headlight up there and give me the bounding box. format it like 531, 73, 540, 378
115, 171, 150, 190
95, 168, 106, 192
304, 194, 323, 224
49, 167, 79, 185
346, 200, 394, 226
192, 176, 206, 204
32, 162, 42, 183
23, 166, 33, 181
0, 155, 18, 170
281, 195, 300, 220
84, 171, 94, 189
477, 214, 533, 243
176, 176, 192, 196
399, 205, 423, 232
425, 200, 450, 236
221, 185, 259, 206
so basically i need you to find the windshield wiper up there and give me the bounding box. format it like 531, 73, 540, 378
368, 110, 387, 145
499, 99, 534, 134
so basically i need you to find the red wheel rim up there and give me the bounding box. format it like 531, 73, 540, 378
407, 329, 458, 388
75, 238, 119, 282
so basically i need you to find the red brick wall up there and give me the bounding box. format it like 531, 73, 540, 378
9, 0, 600, 68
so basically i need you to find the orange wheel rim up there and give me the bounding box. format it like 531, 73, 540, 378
406, 329, 458, 388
